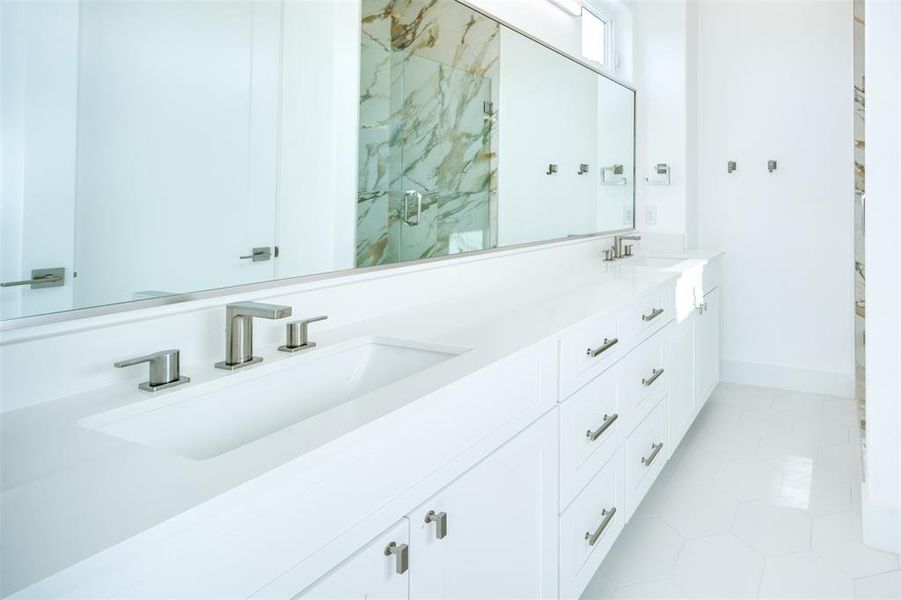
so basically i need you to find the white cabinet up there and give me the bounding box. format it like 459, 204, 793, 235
694, 287, 720, 408
667, 313, 696, 452
408, 410, 558, 599
300, 520, 409, 600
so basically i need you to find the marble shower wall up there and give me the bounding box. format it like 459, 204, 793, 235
356, 0, 499, 267
853, 0, 866, 472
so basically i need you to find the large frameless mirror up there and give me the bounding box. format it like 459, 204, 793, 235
0, 0, 635, 323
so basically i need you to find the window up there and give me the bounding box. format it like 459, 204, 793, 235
581, 7, 611, 68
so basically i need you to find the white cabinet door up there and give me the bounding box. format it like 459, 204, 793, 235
299, 520, 409, 600
408, 411, 558, 599
694, 287, 721, 408
667, 313, 696, 452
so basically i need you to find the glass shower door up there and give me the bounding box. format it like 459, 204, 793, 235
391, 54, 493, 262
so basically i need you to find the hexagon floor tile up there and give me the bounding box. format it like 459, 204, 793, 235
758, 552, 855, 599
714, 457, 784, 501
738, 408, 793, 437
733, 499, 811, 557
660, 484, 738, 538
855, 570, 901, 599
671, 535, 763, 598
593, 383, 884, 600
600, 517, 684, 585
812, 513, 899, 577
611, 578, 686, 599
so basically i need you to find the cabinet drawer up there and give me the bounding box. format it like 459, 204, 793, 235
625, 397, 668, 518
622, 287, 674, 345
559, 364, 623, 509
560, 311, 623, 398
559, 450, 625, 600
620, 329, 668, 426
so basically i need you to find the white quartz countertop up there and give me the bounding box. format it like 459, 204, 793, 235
1, 261, 690, 596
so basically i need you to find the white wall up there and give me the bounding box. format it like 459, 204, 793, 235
276, 0, 359, 278
862, 0, 901, 554
496, 28, 600, 245
695, 0, 854, 396
0, 1, 78, 319
628, 0, 690, 238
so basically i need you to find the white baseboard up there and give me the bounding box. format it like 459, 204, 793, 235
720, 359, 855, 398
862, 488, 901, 553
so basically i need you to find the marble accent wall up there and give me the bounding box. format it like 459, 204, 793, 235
853, 0, 866, 472
356, 0, 499, 267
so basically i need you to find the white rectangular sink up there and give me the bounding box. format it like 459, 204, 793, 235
621, 256, 684, 269
81, 337, 467, 460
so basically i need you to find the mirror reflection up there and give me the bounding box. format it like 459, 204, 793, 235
0, 0, 634, 321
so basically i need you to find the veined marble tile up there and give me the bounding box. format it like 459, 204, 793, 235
356, 0, 498, 267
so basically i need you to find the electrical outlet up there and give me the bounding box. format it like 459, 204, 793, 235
646, 205, 658, 226
623, 206, 633, 224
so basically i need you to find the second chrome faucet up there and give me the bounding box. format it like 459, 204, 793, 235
216, 301, 292, 370
215, 301, 328, 370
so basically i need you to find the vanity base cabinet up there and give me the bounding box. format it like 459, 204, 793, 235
667, 314, 696, 453
694, 287, 721, 410
408, 410, 558, 599
559, 449, 625, 600
299, 520, 410, 600
624, 396, 667, 518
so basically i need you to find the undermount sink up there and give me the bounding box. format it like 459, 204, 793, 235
621, 256, 685, 269
81, 337, 467, 460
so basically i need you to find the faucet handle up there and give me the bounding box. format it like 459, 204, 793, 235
279, 315, 328, 353
115, 349, 190, 392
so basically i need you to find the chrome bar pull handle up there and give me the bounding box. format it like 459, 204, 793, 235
115, 349, 189, 392
1, 267, 65, 289
403, 190, 423, 226
642, 368, 664, 387
584, 507, 617, 546
586, 413, 619, 442
586, 337, 619, 358
641, 442, 664, 467
384, 542, 409, 574
425, 510, 448, 539
642, 308, 664, 322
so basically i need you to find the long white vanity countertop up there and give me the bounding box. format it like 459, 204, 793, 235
1, 262, 686, 595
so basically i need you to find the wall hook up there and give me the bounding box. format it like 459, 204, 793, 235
577, 163, 590, 175
546, 163, 558, 175
727, 161, 737, 174
644, 163, 670, 185
768, 159, 778, 173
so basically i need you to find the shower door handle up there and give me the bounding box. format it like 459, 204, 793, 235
403, 190, 422, 226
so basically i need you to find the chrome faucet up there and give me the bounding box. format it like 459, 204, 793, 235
613, 234, 641, 259
215, 301, 292, 370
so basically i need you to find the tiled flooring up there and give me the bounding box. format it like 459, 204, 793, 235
583, 383, 901, 599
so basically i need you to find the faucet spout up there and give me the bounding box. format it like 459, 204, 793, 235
613, 234, 642, 259
226, 301, 292, 320
216, 301, 293, 370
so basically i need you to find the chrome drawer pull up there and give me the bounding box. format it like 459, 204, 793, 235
586, 337, 619, 358
584, 507, 617, 546
642, 308, 664, 322
586, 413, 619, 442
425, 510, 448, 539
384, 541, 409, 574
642, 368, 664, 387
641, 442, 664, 467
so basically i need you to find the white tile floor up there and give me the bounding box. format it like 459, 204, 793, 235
583, 383, 900, 600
